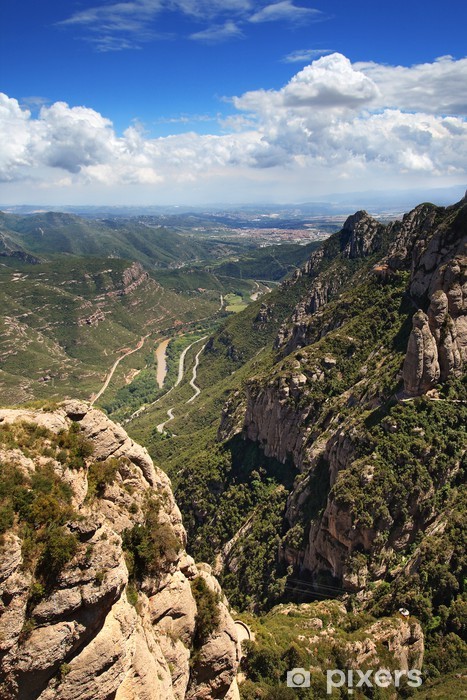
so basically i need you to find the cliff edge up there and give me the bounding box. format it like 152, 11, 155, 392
0, 402, 239, 700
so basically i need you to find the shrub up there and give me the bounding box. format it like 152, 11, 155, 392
59, 663, 72, 680
242, 642, 283, 684
0, 502, 14, 534
190, 576, 220, 648
122, 499, 181, 580
38, 525, 78, 579
87, 458, 120, 498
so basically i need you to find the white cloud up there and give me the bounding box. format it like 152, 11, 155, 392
355, 55, 467, 116
249, 1, 322, 23
174, 0, 252, 19
190, 20, 244, 43
57, 0, 324, 50
0, 94, 33, 181
1, 53, 466, 202
283, 48, 333, 63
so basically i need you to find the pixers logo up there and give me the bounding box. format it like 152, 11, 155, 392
326, 668, 423, 694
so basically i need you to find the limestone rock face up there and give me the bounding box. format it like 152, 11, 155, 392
242, 381, 311, 468
0, 403, 239, 700
340, 210, 383, 259
402, 310, 440, 394
276, 211, 383, 354
403, 255, 467, 394
221, 196, 466, 603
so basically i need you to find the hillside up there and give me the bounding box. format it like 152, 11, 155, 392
0, 211, 215, 267
129, 194, 467, 695
0, 256, 226, 405
0, 210, 326, 409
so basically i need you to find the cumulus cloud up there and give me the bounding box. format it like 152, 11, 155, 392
1, 53, 466, 200
356, 55, 467, 116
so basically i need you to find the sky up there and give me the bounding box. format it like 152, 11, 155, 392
0, 0, 466, 206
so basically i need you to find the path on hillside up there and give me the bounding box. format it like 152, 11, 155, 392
250, 282, 260, 301
91, 334, 150, 406
156, 407, 175, 433
174, 336, 206, 387
399, 394, 467, 404
154, 337, 207, 431
186, 340, 207, 404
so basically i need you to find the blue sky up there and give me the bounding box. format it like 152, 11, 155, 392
1, 0, 466, 204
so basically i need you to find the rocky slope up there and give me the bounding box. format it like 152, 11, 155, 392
217, 194, 466, 605
0, 402, 240, 700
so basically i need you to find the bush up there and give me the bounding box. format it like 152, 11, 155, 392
87, 458, 120, 498
242, 642, 283, 684
190, 576, 221, 648
57, 423, 93, 468
122, 499, 180, 579
38, 525, 78, 579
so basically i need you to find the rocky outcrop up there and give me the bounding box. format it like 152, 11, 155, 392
77, 310, 107, 327
403, 252, 466, 395
0, 403, 239, 700
241, 378, 311, 468
402, 310, 441, 394
0, 232, 41, 264
276, 211, 384, 354
109, 262, 149, 298
339, 210, 383, 259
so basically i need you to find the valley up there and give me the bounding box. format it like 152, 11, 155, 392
0, 197, 466, 699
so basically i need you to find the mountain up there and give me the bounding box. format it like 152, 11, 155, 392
0, 402, 240, 699
129, 194, 466, 693
0, 211, 238, 268
1, 194, 465, 698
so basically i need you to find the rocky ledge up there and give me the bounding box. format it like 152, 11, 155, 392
0, 402, 240, 700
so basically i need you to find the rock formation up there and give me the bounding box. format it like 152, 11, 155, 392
276, 210, 385, 354
403, 255, 467, 394
217, 195, 466, 604
0, 403, 239, 700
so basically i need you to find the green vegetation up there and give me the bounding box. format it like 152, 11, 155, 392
0, 422, 82, 583
224, 292, 249, 313
87, 457, 122, 498
122, 497, 181, 581
236, 601, 422, 699
211, 240, 322, 281
0, 210, 224, 267
0, 254, 223, 405
132, 270, 413, 611
190, 576, 221, 648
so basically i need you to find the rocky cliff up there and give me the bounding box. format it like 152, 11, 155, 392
0, 403, 239, 700
217, 195, 466, 609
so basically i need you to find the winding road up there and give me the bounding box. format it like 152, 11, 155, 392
91, 334, 150, 406
157, 336, 208, 432
132, 335, 207, 429
186, 341, 207, 404
156, 407, 175, 433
